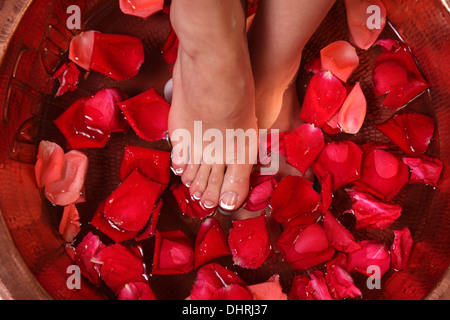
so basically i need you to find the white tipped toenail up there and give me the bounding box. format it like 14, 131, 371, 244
193, 191, 202, 200
175, 168, 184, 175
203, 200, 215, 209
220, 192, 238, 211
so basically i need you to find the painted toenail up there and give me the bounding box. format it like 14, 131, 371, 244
185, 181, 192, 187
203, 200, 215, 209
175, 168, 184, 175
220, 192, 239, 210
193, 191, 202, 200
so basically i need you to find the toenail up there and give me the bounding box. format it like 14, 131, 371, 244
193, 191, 202, 200
175, 168, 184, 175
203, 200, 215, 209
185, 181, 192, 187
220, 192, 239, 211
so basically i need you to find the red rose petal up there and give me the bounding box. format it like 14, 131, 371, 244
270, 176, 321, 227
190, 263, 251, 300
119, 0, 164, 19
337, 82, 367, 134
152, 230, 194, 275
35, 141, 65, 188
345, 0, 387, 50
326, 253, 362, 300
346, 188, 402, 229
54, 62, 81, 97
276, 223, 335, 271
312, 140, 363, 190
390, 227, 413, 271
244, 172, 277, 211
75, 232, 104, 285
228, 213, 272, 269
93, 244, 147, 293
376, 112, 435, 156
135, 200, 163, 242
347, 240, 390, 277
323, 211, 361, 252
288, 275, 311, 300
44, 150, 88, 206
320, 172, 333, 213
320, 40, 359, 83
117, 281, 157, 300
402, 156, 444, 187
247, 275, 287, 300
305, 58, 322, 74
194, 218, 230, 269
119, 144, 171, 185
59, 204, 81, 243
119, 88, 171, 142
171, 183, 216, 219
355, 143, 409, 201
306, 271, 333, 300
299, 71, 347, 127
104, 169, 166, 232
375, 39, 401, 52
284, 123, 325, 176
69, 31, 145, 81
162, 26, 179, 67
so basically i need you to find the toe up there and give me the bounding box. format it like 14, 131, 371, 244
170, 138, 189, 177
219, 164, 252, 211
200, 164, 225, 209
190, 163, 212, 200
181, 163, 200, 187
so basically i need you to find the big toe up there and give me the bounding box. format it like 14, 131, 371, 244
219, 164, 253, 212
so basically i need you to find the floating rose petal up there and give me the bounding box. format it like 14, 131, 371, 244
45, 150, 88, 206
119, 0, 164, 19
337, 83, 367, 134
320, 40, 359, 83
299, 71, 347, 127
135, 200, 163, 242
306, 271, 333, 300
69, 31, 145, 81
190, 263, 251, 300
270, 176, 321, 227
119, 144, 171, 185
284, 123, 325, 176
74, 232, 103, 285
313, 140, 363, 190
346, 188, 402, 230
347, 240, 390, 277
345, 0, 386, 50
376, 112, 435, 157
104, 169, 166, 232
305, 58, 322, 74
402, 156, 443, 187
152, 230, 194, 275
118, 281, 157, 300
93, 244, 147, 293
59, 204, 81, 243
228, 213, 272, 269
355, 143, 409, 201
276, 223, 335, 271
288, 275, 310, 300
35, 141, 65, 188
374, 39, 401, 52
390, 228, 413, 271
119, 88, 171, 142
326, 253, 362, 300
320, 172, 333, 213
323, 211, 361, 252
171, 183, 216, 219
162, 27, 179, 67
372, 44, 430, 110
194, 218, 230, 269
53, 62, 81, 97
244, 172, 277, 211
247, 275, 287, 300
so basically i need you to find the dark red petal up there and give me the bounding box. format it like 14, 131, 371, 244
93, 244, 147, 293
59, 204, 81, 243
299, 71, 347, 127
276, 223, 335, 271
117, 282, 157, 300
162, 27, 179, 66
75, 232, 104, 285
35, 141, 65, 188
54, 62, 81, 97
320, 40, 359, 83
288, 275, 311, 300
152, 230, 194, 275
374, 39, 401, 52
337, 82, 367, 134
135, 200, 163, 242
326, 254, 362, 300
312, 140, 363, 190
247, 275, 287, 300
306, 271, 333, 300
402, 156, 444, 187
304, 58, 322, 74
284, 123, 325, 176
119, 144, 171, 185
190, 263, 250, 300
44, 150, 88, 206
376, 112, 435, 156
211, 284, 253, 300
104, 169, 166, 232
270, 176, 321, 227
243, 173, 277, 211
320, 172, 333, 213
119, 88, 171, 142
355, 143, 410, 201
345, 0, 387, 50
323, 211, 361, 252
119, 0, 164, 19
347, 240, 390, 277
171, 183, 216, 219
228, 213, 272, 269
194, 218, 230, 269
390, 227, 413, 271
